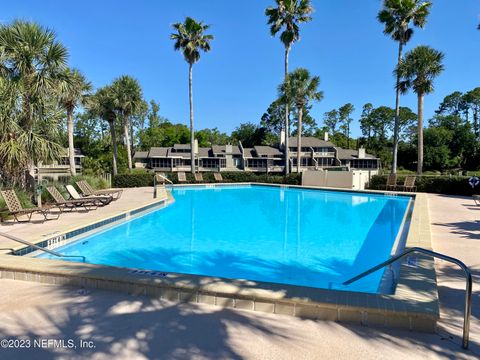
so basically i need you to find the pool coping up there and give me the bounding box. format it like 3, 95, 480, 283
0, 184, 438, 332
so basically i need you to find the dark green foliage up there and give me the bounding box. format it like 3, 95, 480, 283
113, 172, 302, 188
368, 175, 478, 196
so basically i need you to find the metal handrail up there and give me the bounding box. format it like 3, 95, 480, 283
343, 247, 472, 349
0, 231, 85, 262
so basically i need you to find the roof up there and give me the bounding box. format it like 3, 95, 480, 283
133, 151, 149, 159
211, 144, 242, 155
253, 146, 283, 157
242, 148, 256, 159
148, 147, 169, 157
336, 148, 377, 160
197, 147, 211, 158
173, 144, 191, 150
288, 136, 335, 148
61, 148, 84, 157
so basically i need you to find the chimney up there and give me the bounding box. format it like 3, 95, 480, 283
280, 130, 286, 149
324, 132, 329, 142
194, 139, 199, 154
225, 144, 232, 153
358, 147, 366, 159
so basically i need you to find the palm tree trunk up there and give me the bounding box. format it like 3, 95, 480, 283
124, 115, 133, 171
284, 44, 291, 175
297, 105, 303, 173
109, 120, 118, 176
417, 93, 424, 175
391, 41, 404, 174
189, 62, 195, 174
67, 109, 76, 176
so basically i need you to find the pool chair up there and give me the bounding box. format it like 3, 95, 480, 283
177, 172, 187, 183
385, 173, 397, 190
473, 195, 480, 206
397, 176, 417, 192
46, 186, 97, 212
76, 180, 123, 201
65, 185, 112, 206
214, 172, 223, 182
194, 173, 204, 182
0, 189, 60, 223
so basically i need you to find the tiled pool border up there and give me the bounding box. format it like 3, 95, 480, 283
0, 184, 438, 332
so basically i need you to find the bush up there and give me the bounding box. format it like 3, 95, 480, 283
112, 171, 302, 188
368, 175, 478, 196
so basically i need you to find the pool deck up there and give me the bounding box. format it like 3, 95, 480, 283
0, 187, 478, 358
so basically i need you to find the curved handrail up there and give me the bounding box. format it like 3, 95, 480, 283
0, 231, 85, 262
343, 247, 472, 349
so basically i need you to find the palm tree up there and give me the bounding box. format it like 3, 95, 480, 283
59, 68, 92, 176
170, 17, 213, 174
396, 45, 444, 175
279, 68, 323, 173
378, 0, 432, 174
90, 86, 119, 175
265, 0, 313, 174
0, 20, 68, 183
111, 75, 143, 171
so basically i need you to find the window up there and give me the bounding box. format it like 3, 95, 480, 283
150, 158, 171, 168
247, 159, 266, 168
199, 158, 219, 169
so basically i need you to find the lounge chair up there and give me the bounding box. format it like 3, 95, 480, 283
0, 189, 60, 222
76, 180, 123, 200
397, 176, 417, 192
472, 195, 480, 206
65, 185, 112, 206
177, 172, 187, 183
194, 173, 204, 182
46, 186, 97, 212
385, 173, 397, 190
214, 173, 223, 182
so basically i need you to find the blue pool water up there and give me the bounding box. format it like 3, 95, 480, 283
39, 185, 411, 293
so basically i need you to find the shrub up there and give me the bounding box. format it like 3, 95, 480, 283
368, 175, 477, 196
112, 171, 302, 188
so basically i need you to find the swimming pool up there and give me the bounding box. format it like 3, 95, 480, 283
38, 185, 411, 293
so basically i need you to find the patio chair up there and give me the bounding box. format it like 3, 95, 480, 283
214, 173, 223, 182
385, 173, 397, 190
177, 172, 187, 183
46, 186, 97, 212
0, 189, 60, 223
194, 173, 204, 182
397, 176, 417, 192
65, 185, 112, 206
76, 180, 123, 200
472, 194, 480, 206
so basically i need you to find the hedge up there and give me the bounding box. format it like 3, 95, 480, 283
112, 171, 302, 188
368, 175, 478, 196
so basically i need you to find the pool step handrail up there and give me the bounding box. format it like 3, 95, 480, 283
343, 247, 472, 350
0, 231, 86, 262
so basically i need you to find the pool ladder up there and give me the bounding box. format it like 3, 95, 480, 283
0, 231, 85, 262
343, 247, 472, 349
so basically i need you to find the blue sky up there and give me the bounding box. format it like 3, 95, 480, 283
2, 0, 479, 137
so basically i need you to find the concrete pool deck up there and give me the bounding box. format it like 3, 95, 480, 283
0, 187, 477, 358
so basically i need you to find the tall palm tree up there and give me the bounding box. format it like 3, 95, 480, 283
378, 0, 431, 174
396, 45, 444, 175
59, 68, 92, 176
266, 0, 313, 174
90, 86, 119, 175
279, 68, 323, 173
170, 17, 213, 174
0, 20, 68, 183
111, 75, 143, 171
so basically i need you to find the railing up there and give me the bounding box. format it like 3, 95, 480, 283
0, 231, 86, 262
343, 247, 472, 349
153, 174, 172, 198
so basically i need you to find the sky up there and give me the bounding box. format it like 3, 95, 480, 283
2, 0, 479, 137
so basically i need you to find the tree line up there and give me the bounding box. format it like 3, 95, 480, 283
1, 1, 478, 187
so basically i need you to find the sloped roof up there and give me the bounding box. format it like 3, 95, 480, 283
288, 136, 335, 148
133, 151, 149, 159
336, 148, 377, 160
253, 146, 282, 157
211, 144, 242, 155
148, 147, 169, 157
